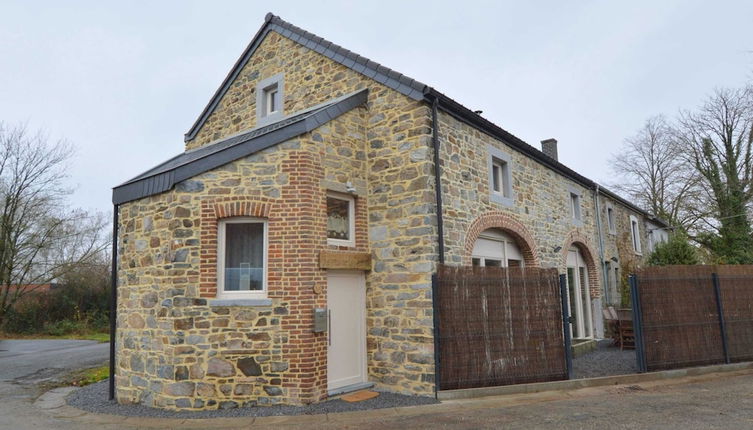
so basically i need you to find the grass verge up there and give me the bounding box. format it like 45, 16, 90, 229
39, 363, 110, 391
0, 331, 110, 342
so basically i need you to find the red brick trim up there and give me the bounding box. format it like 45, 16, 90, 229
561, 229, 601, 297
199, 196, 273, 298
463, 211, 540, 267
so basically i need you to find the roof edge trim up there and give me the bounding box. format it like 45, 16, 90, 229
115, 89, 368, 205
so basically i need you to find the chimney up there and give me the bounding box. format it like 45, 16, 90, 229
541, 138, 558, 161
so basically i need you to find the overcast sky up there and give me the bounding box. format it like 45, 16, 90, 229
1, 1, 751, 214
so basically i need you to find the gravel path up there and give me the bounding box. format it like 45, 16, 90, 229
67, 380, 438, 418
573, 339, 637, 379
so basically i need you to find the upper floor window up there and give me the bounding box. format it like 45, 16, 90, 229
217, 218, 267, 298
487, 146, 514, 206
569, 191, 582, 222
607, 205, 616, 234
327, 192, 355, 247
630, 215, 642, 254
263, 83, 280, 116
256, 73, 284, 125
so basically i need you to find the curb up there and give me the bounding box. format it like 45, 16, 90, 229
34, 364, 753, 428
437, 361, 753, 400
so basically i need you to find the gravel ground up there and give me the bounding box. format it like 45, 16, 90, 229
67, 380, 439, 418
573, 339, 637, 379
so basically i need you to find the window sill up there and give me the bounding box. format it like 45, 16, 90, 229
209, 298, 272, 307
490, 193, 514, 207
327, 239, 355, 248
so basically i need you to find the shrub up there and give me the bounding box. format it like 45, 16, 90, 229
647, 233, 699, 266
2, 261, 110, 335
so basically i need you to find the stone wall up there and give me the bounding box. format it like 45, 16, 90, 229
437, 111, 602, 288
435, 108, 650, 335
117, 27, 438, 408
184, 28, 438, 395
597, 194, 650, 306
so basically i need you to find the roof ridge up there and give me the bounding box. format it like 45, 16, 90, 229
179, 12, 657, 220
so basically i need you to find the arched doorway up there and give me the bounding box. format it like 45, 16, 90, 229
566, 246, 594, 339
471, 229, 525, 268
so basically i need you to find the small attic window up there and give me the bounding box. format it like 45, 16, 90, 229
263, 84, 280, 116
256, 73, 284, 125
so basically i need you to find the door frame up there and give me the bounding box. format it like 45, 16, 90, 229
326, 270, 367, 392
566, 248, 593, 339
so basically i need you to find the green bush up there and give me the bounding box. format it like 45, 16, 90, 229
647, 233, 699, 266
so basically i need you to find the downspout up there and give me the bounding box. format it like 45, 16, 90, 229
593, 185, 608, 306
109, 204, 118, 400
431, 97, 445, 265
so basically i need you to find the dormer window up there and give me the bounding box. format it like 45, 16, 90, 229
256, 73, 284, 125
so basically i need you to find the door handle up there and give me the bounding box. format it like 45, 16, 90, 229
328, 309, 332, 346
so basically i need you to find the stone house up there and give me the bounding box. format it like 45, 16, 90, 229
111, 13, 667, 410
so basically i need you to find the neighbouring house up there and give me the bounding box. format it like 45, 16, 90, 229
111, 13, 667, 410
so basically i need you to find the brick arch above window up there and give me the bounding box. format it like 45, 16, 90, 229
199, 196, 274, 298
463, 211, 540, 267
561, 229, 601, 296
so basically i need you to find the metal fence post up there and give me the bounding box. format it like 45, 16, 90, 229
558, 274, 574, 379
712, 273, 731, 364
629, 274, 647, 372
431, 272, 442, 393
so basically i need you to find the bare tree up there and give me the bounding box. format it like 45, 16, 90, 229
610, 115, 700, 231
675, 86, 753, 263
0, 123, 108, 328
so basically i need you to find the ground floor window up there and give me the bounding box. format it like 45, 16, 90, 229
327, 192, 355, 247
471, 229, 524, 268
217, 218, 267, 298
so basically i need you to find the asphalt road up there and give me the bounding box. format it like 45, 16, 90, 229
0, 339, 109, 383
0, 339, 109, 430
1, 340, 753, 429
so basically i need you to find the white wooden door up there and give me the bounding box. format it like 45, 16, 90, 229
327, 270, 367, 391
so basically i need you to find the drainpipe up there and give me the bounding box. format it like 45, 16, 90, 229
109, 204, 118, 400
593, 185, 608, 306
431, 97, 445, 265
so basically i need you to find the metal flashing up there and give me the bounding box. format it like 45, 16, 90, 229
114, 89, 368, 205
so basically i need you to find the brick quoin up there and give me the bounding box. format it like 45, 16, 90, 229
561, 229, 601, 298
463, 211, 540, 267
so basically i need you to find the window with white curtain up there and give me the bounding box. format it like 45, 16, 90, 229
217, 218, 267, 298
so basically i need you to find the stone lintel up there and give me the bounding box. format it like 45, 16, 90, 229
319, 251, 371, 270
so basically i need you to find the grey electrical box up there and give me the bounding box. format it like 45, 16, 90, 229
313, 308, 328, 333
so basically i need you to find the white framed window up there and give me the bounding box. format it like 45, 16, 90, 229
606, 205, 616, 234
217, 218, 268, 299
256, 73, 284, 125
327, 192, 355, 247
570, 192, 582, 221
487, 146, 514, 206
630, 215, 642, 254
263, 84, 280, 116
471, 229, 524, 268
491, 159, 509, 196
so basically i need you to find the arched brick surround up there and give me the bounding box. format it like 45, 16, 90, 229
561, 230, 601, 298
463, 211, 540, 267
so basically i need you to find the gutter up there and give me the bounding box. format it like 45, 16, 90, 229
431, 96, 445, 265
109, 205, 118, 400
593, 185, 608, 304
